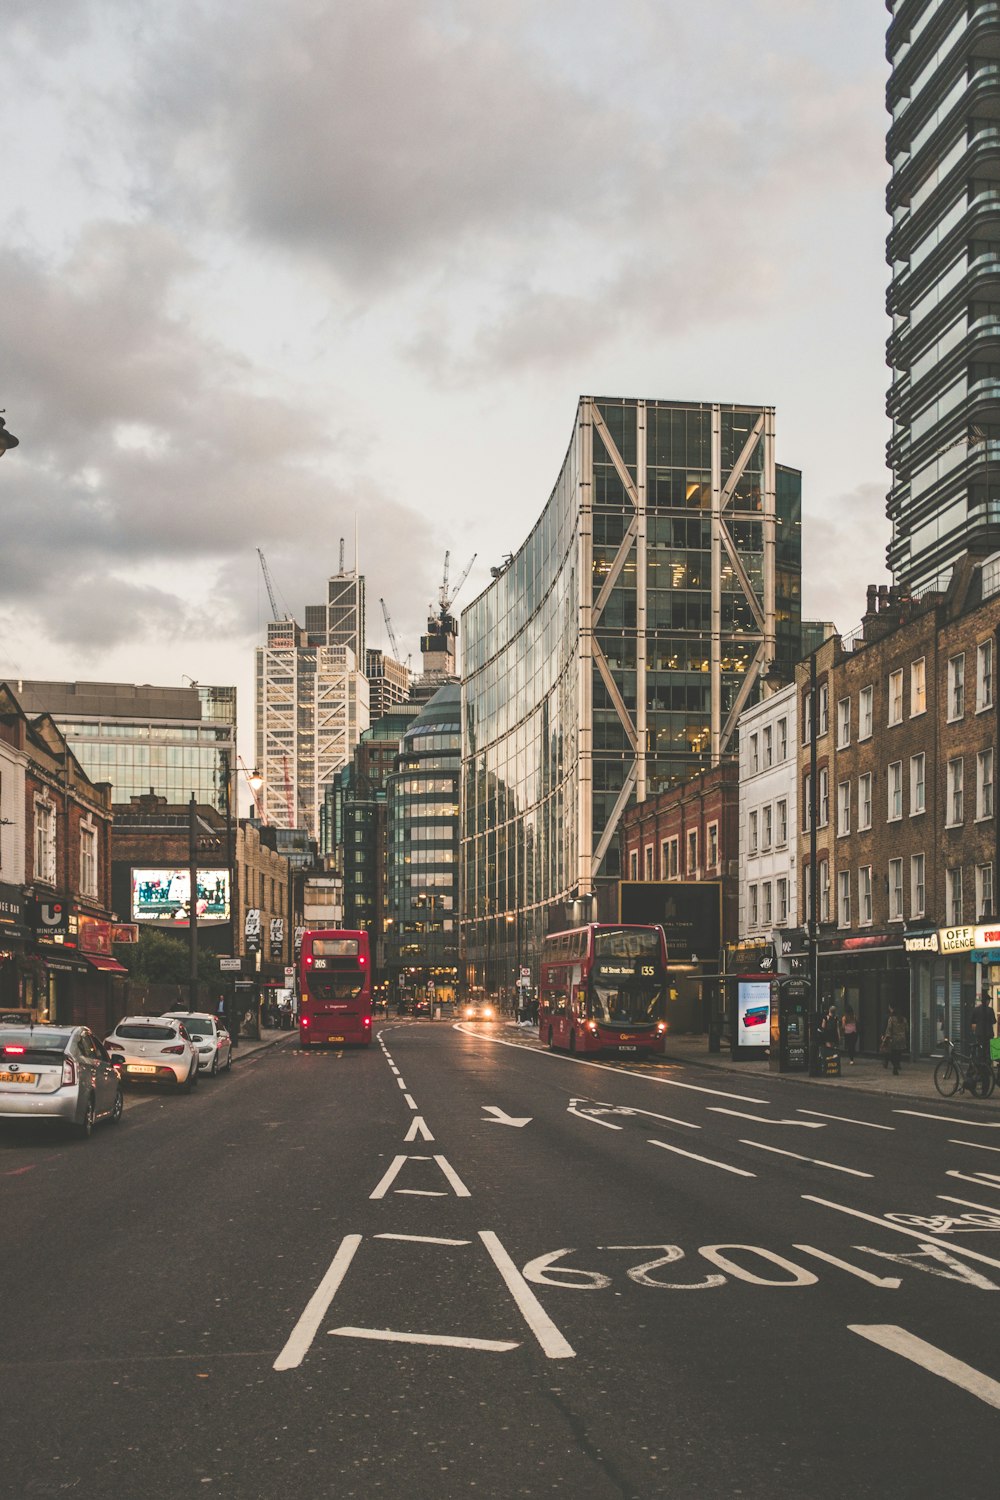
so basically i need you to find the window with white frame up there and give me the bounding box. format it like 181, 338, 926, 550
818, 683, 829, 736
762, 881, 773, 926
802, 691, 812, 744
777, 717, 787, 762
803, 863, 811, 923
858, 866, 873, 925
977, 639, 994, 711
660, 839, 669, 878
776, 798, 787, 847
910, 752, 926, 814
860, 685, 873, 740
667, 836, 679, 878
858, 772, 872, 831
910, 658, 926, 716
977, 748, 994, 821
888, 761, 903, 821
888, 669, 903, 725
803, 773, 812, 831
978, 862, 994, 919
763, 725, 773, 768
911, 853, 926, 917
761, 805, 772, 851
80, 821, 98, 899
686, 829, 698, 875
819, 861, 830, 923
837, 696, 851, 748
644, 845, 654, 882
818, 768, 829, 828
629, 849, 639, 881
707, 822, 719, 870
948, 653, 965, 720
837, 780, 851, 836
34, 798, 56, 885
889, 858, 904, 920
947, 866, 964, 925
838, 869, 851, 927
749, 883, 759, 927
748, 810, 758, 856
947, 757, 964, 825
776, 877, 788, 925
749, 733, 759, 774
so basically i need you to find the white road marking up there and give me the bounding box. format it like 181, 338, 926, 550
648, 1139, 756, 1177
797, 1109, 894, 1131
404, 1094, 418, 1110
894, 1110, 1000, 1128
273, 1234, 362, 1371
396, 1077, 408, 1090
794, 1245, 901, 1287
803, 1195, 1000, 1271
946, 1169, 1000, 1190
482, 1105, 532, 1127
568, 1100, 623, 1130
949, 1139, 1000, 1153
937, 1194, 1000, 1216
329, 1327, 519, 1351
370, 1155, 411, 1199
849, 1325, 1000, 1411
404, 1116, 434, 1142
739, 1140, 873, 1178
374, 1234, 471, 1245
396, 1189, 447, 1196
478, 1231, 576, 1359
569, 1099, 699, 1131
369, 1154, 471, 1199
710, 1108, 825, 1128
434, 1155, 472, 1198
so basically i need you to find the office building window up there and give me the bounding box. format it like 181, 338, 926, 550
911, 853, 925, 918
776, 798, 787, 847
859, 866, 873, 926
777, 717, 787, 762
644, 846, 654, 882
748, 884, 758, 928
707, 822, 719, 870
803, 773, 812, 831
762, 881, 773, 926
859, 686, 873, 740
889, 858, 903, 921
947, 866, 964, 926
761, 805, 772, 852
762, 725, 772, 768
910, 752, 926, 814
802, 691, 812, 744
888, 761, 903, 821
910, 658, 926, 716
948, 654, 965, 720
977, 748, 994, 821
749, 733, 759, 774
978, 863, 994, 920
837, 697, 851, 748
838, 870, 851, 928
858, 772, 872, 831
947, 757, 964, 825
888, 669, 903, 725
686, 829, 698, 875
818, 684, 829, 737
977, 639, 994, 711
776, 877, 788, 925
80, 822, 98, 899
667, 836, 679, 878
629, 849, 638, 881
748, 810, 758, 856
660, 840, 669, 878
34, 799, 56, 885
837, 780, 851, 836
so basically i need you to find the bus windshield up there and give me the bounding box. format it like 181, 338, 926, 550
594, 929, 661, 961
590, 980, 665, 1025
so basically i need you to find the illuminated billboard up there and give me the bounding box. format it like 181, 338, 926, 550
736, 978, 772, 1048
131, 869, 231, 926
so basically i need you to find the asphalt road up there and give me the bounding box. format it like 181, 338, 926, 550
2, 1021, 1000, 1499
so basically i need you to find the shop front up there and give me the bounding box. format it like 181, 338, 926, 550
817, 933, 909, 1057
906, 924, 998, 1056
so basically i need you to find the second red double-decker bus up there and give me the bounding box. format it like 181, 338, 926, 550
299, 929, 373, 1048
538, 923, 668, 1057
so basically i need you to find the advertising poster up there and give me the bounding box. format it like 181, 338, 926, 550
737, 979, 772, 1047
131, 869, 231, 925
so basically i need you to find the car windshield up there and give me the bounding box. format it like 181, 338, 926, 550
590, 983, 665, 1024
115, 1024, 179, 1041
169, 1017, 212, 1035
0, 1029, 70, 1053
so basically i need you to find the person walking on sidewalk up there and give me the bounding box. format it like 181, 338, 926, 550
841, 1003, 859, 1064
881, 1004, 908, 1076
971, 991, 996, 1064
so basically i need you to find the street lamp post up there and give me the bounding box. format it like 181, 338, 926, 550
188, 792, 199, 1010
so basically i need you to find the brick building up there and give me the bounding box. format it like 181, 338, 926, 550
796, 554, 1000, 1055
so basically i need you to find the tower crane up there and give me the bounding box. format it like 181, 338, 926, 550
380, 598, 402, 662
256, 548, 290, 622
438, 552, 477, 615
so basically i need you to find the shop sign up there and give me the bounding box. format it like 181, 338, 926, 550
938, 925, 975, 954
29, 898, 76, 944
904, 931, 939, 954
244, 908, 261, 952
78, 916, 112, 955
111, 923, 139, 944
973, 925, 1000, 952
0, 883, 29, 942
269, 917, 284, 958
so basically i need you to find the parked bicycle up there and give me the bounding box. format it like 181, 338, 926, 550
933, 1038, 996, 1098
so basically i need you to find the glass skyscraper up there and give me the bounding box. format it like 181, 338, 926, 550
460, 396, 801, 994
886, 0, 1000, 588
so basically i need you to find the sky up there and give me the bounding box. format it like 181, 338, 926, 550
0, 0, 891, 769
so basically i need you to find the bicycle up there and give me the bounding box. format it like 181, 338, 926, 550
933, 1038, 996, 1098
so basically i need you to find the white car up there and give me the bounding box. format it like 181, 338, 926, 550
104, 1016, 200, 1091
161, 1012, 232, 1076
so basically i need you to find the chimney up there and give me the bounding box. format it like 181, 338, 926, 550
878, 584, 890, 611
865, 585, 878, 616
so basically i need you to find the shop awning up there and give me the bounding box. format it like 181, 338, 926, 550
82, 954, 129, 975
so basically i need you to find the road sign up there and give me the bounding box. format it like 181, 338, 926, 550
219, 957, 242, 972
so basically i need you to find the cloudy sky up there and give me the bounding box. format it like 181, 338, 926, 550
0, 0, 890, 762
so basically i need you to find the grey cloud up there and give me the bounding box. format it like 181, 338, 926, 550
803, 481, 890, 631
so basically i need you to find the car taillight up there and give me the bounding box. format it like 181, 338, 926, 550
301, 1016, 310, 1028
162, 1044, 185, 1054
3, 1044, 25, 1055
656, 1022, 667, 1034
61, 1056, 76, 1086
363, 1016, 371, 1028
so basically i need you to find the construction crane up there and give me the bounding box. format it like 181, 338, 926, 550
338, 537, 345, 574
257, 548, 290, 623
380, 598, 402, 662
438, 551, 477, 615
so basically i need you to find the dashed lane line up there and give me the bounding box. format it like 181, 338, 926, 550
797, 1109, 894, 1131
648, 1139, 756, 1178
949, 1139, 1000, 1153
849, 1325, 1000, 1411
739, 1139, 874, 1178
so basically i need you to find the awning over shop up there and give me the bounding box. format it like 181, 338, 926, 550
82, 954, 129, 975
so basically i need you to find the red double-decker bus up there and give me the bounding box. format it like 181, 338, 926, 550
298, 930, 373, 1048
538, 924, 669, 1057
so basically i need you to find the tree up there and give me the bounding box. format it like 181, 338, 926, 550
113, 929, 221, 986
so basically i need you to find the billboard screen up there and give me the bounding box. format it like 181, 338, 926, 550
131, 869, 231, 926
737, 978, 772, 1047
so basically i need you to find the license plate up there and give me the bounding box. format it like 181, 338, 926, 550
326, 1036, 346, 1043
617, 1045, 638, 1052
127, 1064, 158, 1074
0, 1071, 36, 1084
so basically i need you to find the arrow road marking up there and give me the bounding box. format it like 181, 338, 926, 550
849, 1325, 1000, 1411
710, 1108, 825, 1128
369, 1154, 471, 1199
482, 1105, 532, 1128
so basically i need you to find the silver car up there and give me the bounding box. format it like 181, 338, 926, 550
104, 1016, 200, 1090
0, 1025, 124, 1138
161, 1012, 232, 1076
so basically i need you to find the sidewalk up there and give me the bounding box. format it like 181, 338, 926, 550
230, 1024, 294, 1062
659, 1032, 1000, 1107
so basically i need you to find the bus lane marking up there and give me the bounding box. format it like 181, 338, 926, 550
739, 1140, 873, 1177
894, 1110, 1000, 1128
793, 1246, 901, 1287
803, 1195, 1000, 1271
273, 1234, 363, 1371
568, 1099, 699, 1131
328, 1328, 520, 1352
848, 1325, 1000, 1411
936, 1194, 1000, 1219
797, 1110, 894, 1131
568, 1100, 623, 1130
945, 1170, 1000, 1190
949, 1139, 1000, 1153
648, 1139, 756, 1177
479, 1231, 576, 1359
710, 1108, 824, 1128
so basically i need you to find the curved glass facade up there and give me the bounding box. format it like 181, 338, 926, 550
461, 396, 801, 996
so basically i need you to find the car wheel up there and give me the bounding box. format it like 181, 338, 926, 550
110, 1087, 124, 1124
182, 1065, 196, 1094
210, 1054, 219, 1077
74, 1095, 96, 1140
225, 1047, 233, 1071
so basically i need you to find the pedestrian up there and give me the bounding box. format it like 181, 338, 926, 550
820, 1005, 840, 1053
971, 991, 996, 1060
841, 1003, 859, 1064
881, 1004, 908, 1076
